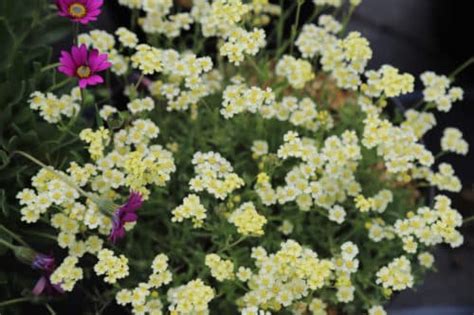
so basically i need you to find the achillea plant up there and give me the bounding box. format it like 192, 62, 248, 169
0, 0, 472, 314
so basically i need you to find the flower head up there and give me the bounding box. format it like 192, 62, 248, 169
31, 253, 64, 296
109, 192, 143, 243
59, 44, 111, 89
56, 0, 103, 24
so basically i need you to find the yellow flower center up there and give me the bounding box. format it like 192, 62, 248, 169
68, 3, 87, 18
76, 66, 91, 78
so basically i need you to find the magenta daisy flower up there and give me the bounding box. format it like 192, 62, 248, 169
56, 0, 104, 24
109, 192, 143, 243
58, 44, 112, 89
31, 253, 64, 296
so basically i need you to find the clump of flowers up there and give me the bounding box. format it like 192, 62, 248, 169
94, 249, 129, 283
171, 194, 207, 227
3, 0, 471, 314
50, 256, 84, 291
167, 279, 215, 314
205, 253, 235, 281
228, 202, 267, 236
376, 256, 414, 292
189, 151, 245, 200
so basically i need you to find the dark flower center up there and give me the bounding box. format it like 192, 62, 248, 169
68, 3, 87, 18
76, 65, 91, 78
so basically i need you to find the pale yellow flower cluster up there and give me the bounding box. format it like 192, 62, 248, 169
116, 27, 139, 48
296, 23, 338, 59
328, 32, 373, 90
239, 240, 333, 311
421, 71, 463, 112
205, 253, 235, 281
333, 242, 360, 303
221, 83, 274, 118
418, 252, 435, 268
17, 169, 79, 224
376, 256, 413, 292
167, 279, 215, 314
140, 0, 193, 38
368, 305, 387, 315
131, 44, 163, 75
189, 151, 245, 199
276, 55, 315, 89
171, 194, 207, 227
50, 256, 83, 291
364, 65, 414, 98
220, 28, 266, 65
313, 0, 342, 7
251, 140, 269, 159
192, 0, 267, 64
116, 253, 172, 314
228, 202, 267, 236
260, 130, 361, 211
29, 89, 80, 123
428, 163, 462, 192
318, 14, 342, 33
94, 249, 130, 284
127, 97, 155, 115
260, 97, 327, 131
157, 50, 214, 111
80, 127, 111, 161
118, 0, 142, 9
99, 105, 118, 121
401, 109, 436, 139
441, 127, 469, 155
363, 114, 434, 173
354, 190, 393, 213
394, 195, 463, 249
121, 146, 176, 196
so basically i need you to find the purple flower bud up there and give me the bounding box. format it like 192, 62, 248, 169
108, 192, 143, 243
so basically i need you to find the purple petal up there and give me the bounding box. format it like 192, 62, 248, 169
79, 79, 88, 89
58, 65, 75, 76
59, 51, 76, 68
122, 212, 138, 223
87, 0, 104, 10
32, 276, 47, 296
126, 192, 143, 211
85, 74, 104, 85
71, 45, 88, 65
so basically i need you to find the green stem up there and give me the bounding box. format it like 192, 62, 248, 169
131, 9, 138, 31
435, 151, 448, 160
80, 88, 85, 108
290, 0, 305, 56
45, 303, 57, 315
340, 5, 356, 37
449, 56, 474, 81
24, 231, 58, 242
10, 151, 89, 198
73, 23, 79, 46
0, 297, 30, 307
40, 63, 61, 72
0, 238, 17, 251
47, 77, 73, 92
218, 236, 247, 253
247, 58, 265, 82
463, 216, 474, 225
134, 73, 145, 91
0, 224, 29, 248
